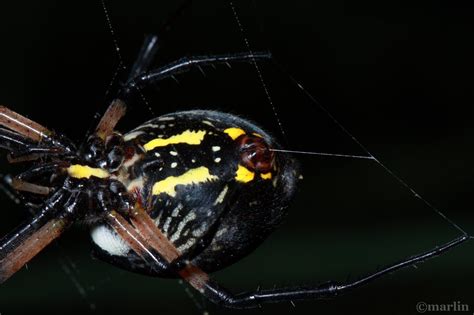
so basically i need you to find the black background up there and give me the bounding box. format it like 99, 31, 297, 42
0, 1, 473, 314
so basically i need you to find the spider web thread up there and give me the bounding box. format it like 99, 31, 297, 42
55, 0, 472, 312
228, 1, 469, 237
229, 1, 288, 143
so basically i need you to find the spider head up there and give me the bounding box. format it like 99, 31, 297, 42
82, 132, 126, 173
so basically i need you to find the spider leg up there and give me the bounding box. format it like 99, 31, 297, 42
110, 203, 469, 308
105, 206, 208, 286
7, 146, 67, 163
200, 235, 470, 308
97, 190, 170, 271
95, 99, 127, 140
0, 184, 82, 283
0, 107, 75, 155
84, 36, 157, 142
0, 174, 22, 205
10, 178, 51, 195
126, 0, 194, 80
92, 33, 158, 141
129, 202, 180, 261
0, 127, 35, 152
0, 106, 52, 142
127, 35, 160, 82
16, 163, 65, 182
13, 162, 65, 196
0, 128, 63, 163
87, 1, 196, 143
127, 204, 209, 288
100, 198, 207, 281
93, 22, 269, 140
121, 51, 272, 97
105, 210, 170, 272
0, 174, 43, 210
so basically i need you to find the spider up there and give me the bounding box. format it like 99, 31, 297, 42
0, 5, 471, 310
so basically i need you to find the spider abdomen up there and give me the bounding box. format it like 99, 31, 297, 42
91, 110, 300, 276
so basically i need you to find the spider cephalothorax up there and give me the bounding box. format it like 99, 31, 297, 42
0, 32, 469, 310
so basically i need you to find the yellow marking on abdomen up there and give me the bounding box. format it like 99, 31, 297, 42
235, 165, 254, 183
261, 172, 272, 180
67, 164, 109, 179
144, 130, 206, 151
224, 127, 245, 140
152, 166, 217, 197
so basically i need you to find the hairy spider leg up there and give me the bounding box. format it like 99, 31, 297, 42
127, 34, 160, 82
106, 201, 469, 309
0, 185, 82, 283
0, 173, 47, 210
104, 205, 209, 290
93, 32, 160, 141
0, 130, 58, 163
122, 51, 272, 98
201, 236, 469, 308
3, 163, 64, 200
96, 190, 169, 271
5, 163, 65, 201
0, 106, 52, 142
0, 174, 22, 205
10, 178, 51, 195
88, 0, 194, 142
7, 147, 66, 163
0, 128, 35, 152
94, 44, 272, 146
128, 204, 210, 289
16, 163, 65, 182
0, 106, 75, 159
95, 99, 127, 140
129, 203, 180, 261
0, 128, 63, 163
125, 0, 194, 81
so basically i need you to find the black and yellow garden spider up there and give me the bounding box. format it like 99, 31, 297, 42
0, 27, 471, 309
0, 1, 473, 312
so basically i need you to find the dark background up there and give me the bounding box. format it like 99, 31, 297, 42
0, 1, 473, 314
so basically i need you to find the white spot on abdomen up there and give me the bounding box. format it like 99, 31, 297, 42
213, 185, 228, 205
123, 130, 145, 141
171, 203, 184, 217
91, 225, 130, 257
170, 212, 196, 243
158, 116, 175, 121
177, 238, 196, 252
135, 123, 159, 130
